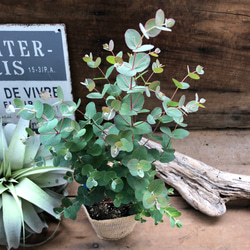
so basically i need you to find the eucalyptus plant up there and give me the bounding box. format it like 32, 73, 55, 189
0, 118, 70, 249
9, 9, 205, 228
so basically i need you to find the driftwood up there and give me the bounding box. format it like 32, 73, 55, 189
142, 138, 250, 216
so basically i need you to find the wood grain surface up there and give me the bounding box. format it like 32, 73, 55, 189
0, 0, 250, 128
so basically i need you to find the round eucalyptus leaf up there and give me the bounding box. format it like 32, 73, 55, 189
155, 9, 165, 26
144, 18, 161, 37
124, 29, 142, 50
116, 74, 135, 91
129, 53, 150, 73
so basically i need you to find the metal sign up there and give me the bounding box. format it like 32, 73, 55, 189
0, 24, 73, 126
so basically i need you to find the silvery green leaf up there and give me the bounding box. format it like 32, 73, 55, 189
6, 118, 29, 171
172, 129, 190, 139
133, 44, 154, 52
129, 53, 150, 73
181, 82, 190, 89
115, 62, 137, 77
156, 26, 172, 32
14, 178, 61, 217
22, 199, 47, 233
86, 92, 103, 99
23, 135, 41, 165
125, 29, 142, 50
196, 65, 204, 75
111, 145, 120, 158
2, 193, 22, 249
0, 120, 8, 161
155, 9, 165, 26
116, 74, 135, 91
147, 114, 156, 125
139, 23, 149, 39
144, 18, 161, 38
178, 95, 185, 108
165, 18, 175, 28
200, 98, 206, 104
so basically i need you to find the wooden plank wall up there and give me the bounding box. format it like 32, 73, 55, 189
1, 0, 250, 129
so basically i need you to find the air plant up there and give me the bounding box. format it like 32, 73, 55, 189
0, 117, 70, 249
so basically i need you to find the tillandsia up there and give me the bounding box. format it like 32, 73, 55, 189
8, 9, 205, 228
0, 118, 70, 249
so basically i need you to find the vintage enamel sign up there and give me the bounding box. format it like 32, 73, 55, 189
0, 24, 73, 126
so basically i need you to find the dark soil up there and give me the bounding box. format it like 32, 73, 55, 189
86, 201, 131, 220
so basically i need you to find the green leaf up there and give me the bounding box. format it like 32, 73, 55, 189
23, 135, 41, 165
111, 100, 121, 112
105, 65, 114, 78
86, 92, 103, 99
148, 81, 160, 90
38, 118, 58, 134
2, 193, 22, 249
129, 53, 150, 73
81, 164, 94, 176
188, 72, 200, 80
116, 74, 135, 91
110, 178, 124, 193
14, 98, 25, 108
148, 179, 165, 195
143, 191, 155, 209
172, 129, 190, 139
57, 86, 64, 101
155, 9, 165, 26
119, 138, 133, 152
122, 93, 145, 112
165, 107, 183, 118
132, 146, 147, 160
181, 82, 190, 89
18, 105, 36, 120
87, 144, 102, 156
40, 103, 55, 121
14, 178, 62, 217
196, 65, 204, 75
178, 95, 185, 108
86, 177, 98, 189
160, 126, 172, 137
22, 199, 47, 233
161, 115, 173, 124
153, 67, 164, 73
133, 44, 154, 52
140, 160, 151, 171
132, 122, 152, 135
145, 18, 161, 37
116, 62, 137, 77
157, 196, 169, 208
106, 56, 116, 64
167, 101, 179, 107
94, 57, 101, 68
6, 118, 28, 171
103, 171, 117, 183
147, 114, 156, 125
125, 29, 142, 50
172, 78, 182, 88
85, 102, 96, 119
159, 150, 175, 163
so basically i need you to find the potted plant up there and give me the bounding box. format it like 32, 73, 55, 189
0, 117, 71, 249
9, 9, 205, 240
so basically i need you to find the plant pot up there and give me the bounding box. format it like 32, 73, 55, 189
82, 205, 137, 240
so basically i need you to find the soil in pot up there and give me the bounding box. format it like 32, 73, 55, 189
86, 199, 131, 220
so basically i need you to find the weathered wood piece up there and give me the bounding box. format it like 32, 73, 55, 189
141, 138, 250, 216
